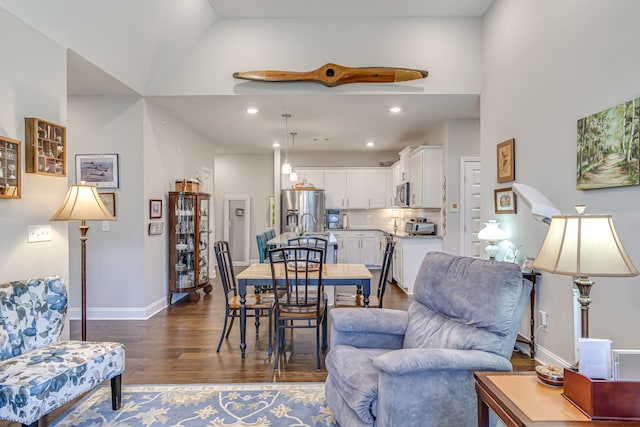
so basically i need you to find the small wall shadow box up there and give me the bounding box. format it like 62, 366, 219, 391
562, 368, 640, 420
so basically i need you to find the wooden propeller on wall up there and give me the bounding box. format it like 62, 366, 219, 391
233, 63, 428, 87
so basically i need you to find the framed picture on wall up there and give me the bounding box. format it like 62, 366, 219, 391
494, 187, 517, 214
496, 138, 515, 183
99, 192, 116, 217
148, 222, 164, 235
150, 199, 162, 219
76, 153, 119, 188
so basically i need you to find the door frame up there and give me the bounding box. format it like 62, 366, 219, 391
459, 157, 481, 257
223, 195, 251, 266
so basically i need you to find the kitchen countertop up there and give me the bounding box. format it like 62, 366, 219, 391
267, 231, 339, 246
277, 228, 442, 240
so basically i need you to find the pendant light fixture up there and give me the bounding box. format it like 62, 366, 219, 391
281, 114, 292, 174
289, 132, 298, 182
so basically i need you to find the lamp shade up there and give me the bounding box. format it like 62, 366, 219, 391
532, 213, 638, 277
478, 220, 507, 242
50, 182, 115, 222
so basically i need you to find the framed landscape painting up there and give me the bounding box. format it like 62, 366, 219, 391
576, 97, 640, 190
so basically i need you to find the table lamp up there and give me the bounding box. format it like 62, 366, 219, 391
50, 181, 115, 340
532, 205, 638, 338
478, 220, 506, 259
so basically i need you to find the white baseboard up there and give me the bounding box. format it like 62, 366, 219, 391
68, 295, 168, 320
515, 340, 573, 369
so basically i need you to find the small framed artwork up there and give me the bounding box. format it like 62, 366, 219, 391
521, 257, 535, 273
76, 153, 119, 188
148, 222, 164, 235
150, 199, 163, 219
494, 187, 517, 214
496, 138, 515, 183
99, 192, 116, 217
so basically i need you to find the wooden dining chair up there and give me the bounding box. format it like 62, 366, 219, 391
287, 236, 328, 262
214, 240, 274, 355
334, 240, 396, 308
268, 246, 328, 371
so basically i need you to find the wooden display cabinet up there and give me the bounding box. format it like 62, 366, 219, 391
0, 136, 21, 199
24, 117, 66, 176
168, 191, 212, 304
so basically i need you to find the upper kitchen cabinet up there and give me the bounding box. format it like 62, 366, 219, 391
410, 146, 443, 208
324, 169, 387, 209
398, 146, 412, 183
388, 162, 400, 207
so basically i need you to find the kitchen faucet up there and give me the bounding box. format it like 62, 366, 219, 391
300, 212, 316, 235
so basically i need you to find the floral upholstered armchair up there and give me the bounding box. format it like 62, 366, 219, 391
325, 252, 532, 427
0, 277, 125, 427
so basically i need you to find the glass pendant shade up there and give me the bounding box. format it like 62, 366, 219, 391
282, 161, 292, 174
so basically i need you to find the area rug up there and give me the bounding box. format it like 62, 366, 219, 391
51, 383, 339, 426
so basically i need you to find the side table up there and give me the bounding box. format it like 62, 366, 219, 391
474, 371, 640, 426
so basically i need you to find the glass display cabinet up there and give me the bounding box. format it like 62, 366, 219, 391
168, 191, 212, 304
0, 136, 21, 199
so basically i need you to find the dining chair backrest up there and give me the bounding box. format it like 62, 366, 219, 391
377, 240, 396, 307
256, 232, 269, 263
266, 229, 276, 240
268, 246, 325, 309
287, 236, 328, 262
214, 240, 237, 299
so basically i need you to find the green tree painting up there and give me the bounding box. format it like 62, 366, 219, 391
577, 97, 640, 189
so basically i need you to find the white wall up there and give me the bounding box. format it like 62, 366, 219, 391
0, 7, 70, 338
152, 17, 483, 96
67, 96, 216, 318
483, 0, 640, 364
214, 154, 273, 263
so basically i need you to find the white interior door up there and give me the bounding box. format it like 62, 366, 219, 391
460, 158, 482, 257
223, 196, 251, 266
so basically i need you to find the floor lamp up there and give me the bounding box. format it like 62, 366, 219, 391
532, 205, 638, 338
50, 181, 115, 341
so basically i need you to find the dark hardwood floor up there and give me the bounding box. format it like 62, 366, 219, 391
1, 269, 536, 426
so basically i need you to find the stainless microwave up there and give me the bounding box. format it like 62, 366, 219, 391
395, 182, 410, 207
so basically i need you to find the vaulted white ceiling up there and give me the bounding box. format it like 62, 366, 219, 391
0, 0, 491, 154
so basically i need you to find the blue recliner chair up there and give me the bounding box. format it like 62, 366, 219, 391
325, 251, 532, 427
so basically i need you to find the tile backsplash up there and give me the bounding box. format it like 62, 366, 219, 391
340, 208, 442, 234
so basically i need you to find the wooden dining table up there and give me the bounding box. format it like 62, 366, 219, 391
235, 263, 373, 359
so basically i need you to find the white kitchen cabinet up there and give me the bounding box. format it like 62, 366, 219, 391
392, 237, 442, 294
324, 170, 347, 208
346, 170, 367, 208
399, 146, 412, 183
366, 169, 387, 208
323, 168, 387, 209
344, 231, 375, 265
388, 162, 400, 207
410, 146, 443, 208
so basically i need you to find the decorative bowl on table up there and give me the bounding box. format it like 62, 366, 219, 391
535, 364, 564, 387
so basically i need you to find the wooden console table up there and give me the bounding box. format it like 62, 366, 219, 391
475, 372, 640, 426
519, 271, 540, 358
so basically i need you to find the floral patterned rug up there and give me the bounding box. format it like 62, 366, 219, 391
51, 383, 339, 426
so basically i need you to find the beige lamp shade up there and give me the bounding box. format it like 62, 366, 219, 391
532, 212, 637, 277
50, 182, 115, 222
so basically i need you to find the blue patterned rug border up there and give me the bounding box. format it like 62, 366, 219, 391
51, 382, 338, 426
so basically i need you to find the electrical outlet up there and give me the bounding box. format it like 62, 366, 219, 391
27, 225, 52, 243
539, 310, 549, 330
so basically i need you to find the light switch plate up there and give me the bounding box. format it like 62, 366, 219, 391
28, 225, 52, 243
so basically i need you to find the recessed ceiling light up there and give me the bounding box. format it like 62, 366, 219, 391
273, 143, 280, 148
389, 106, 402, 113
246, 107, 259, 114
366, 142, 375, 147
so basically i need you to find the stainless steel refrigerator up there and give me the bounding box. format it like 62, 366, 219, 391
281, 189, 325, 234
